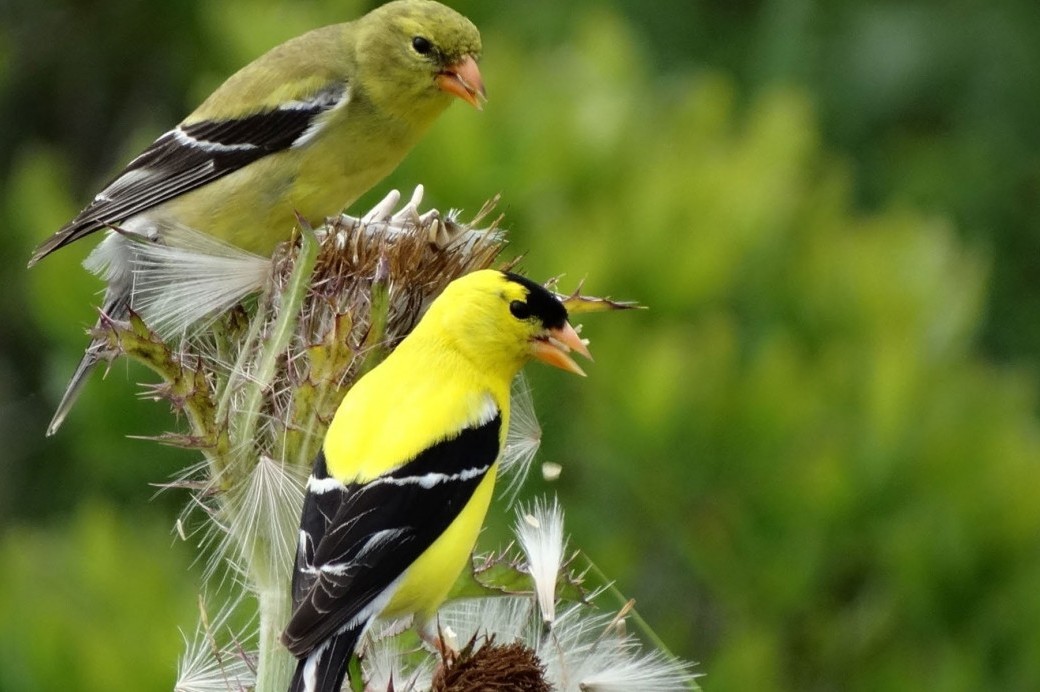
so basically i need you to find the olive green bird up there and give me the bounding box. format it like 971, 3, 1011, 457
29, 0, 484, 435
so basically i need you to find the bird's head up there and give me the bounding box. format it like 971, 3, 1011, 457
422, 270, 592, 381
357, 0, 485, 115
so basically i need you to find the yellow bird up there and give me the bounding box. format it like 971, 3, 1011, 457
281, 270, 591, 692
31, 0, 485, 435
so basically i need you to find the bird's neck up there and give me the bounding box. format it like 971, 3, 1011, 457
403, 331, 518, 402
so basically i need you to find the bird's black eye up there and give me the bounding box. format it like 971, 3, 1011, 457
412, 36, 433, 55
510, 300, 532, 320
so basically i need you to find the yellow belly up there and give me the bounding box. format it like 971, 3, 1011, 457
154, 145, 403, 256
381, 463, 498, 622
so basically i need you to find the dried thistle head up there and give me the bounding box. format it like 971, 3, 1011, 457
432, 635, 551, 692
101, 189, 505, 467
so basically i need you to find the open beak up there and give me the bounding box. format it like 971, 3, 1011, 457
530, 321, 592, 376
436, 54, 487, 110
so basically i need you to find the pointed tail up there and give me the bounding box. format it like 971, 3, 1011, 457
287, 629, 362, 692
46, 296, 129, 436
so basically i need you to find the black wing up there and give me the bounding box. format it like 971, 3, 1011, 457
283, 413, 502, 657
29, 83, 348, 265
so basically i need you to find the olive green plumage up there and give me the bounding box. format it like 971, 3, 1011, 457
32, 0, 485, 435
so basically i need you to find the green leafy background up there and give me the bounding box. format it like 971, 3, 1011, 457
2, 1, 1039, 690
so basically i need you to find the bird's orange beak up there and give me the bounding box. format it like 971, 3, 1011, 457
530, 321, 592, 376
436, 54, 487, 110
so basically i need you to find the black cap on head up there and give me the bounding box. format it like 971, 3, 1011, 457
504, 271, 568, 330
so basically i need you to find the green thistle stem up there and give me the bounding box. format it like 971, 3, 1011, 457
356, 255, 392, 377
216, 301, 267, 429
254, 581, 295, 692
246, 226, 318, 692
235, 224, 318, 468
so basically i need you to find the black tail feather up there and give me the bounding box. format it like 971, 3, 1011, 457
46, 294, 129, 436
287, 628, 362, 692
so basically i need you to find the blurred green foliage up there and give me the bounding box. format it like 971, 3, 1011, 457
0, 503, 197, 690
2, 1, 1039, 690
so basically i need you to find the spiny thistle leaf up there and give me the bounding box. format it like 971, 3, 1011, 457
447, 541, 590, 606
448, 546, 533, 600
544, 276, 645, 315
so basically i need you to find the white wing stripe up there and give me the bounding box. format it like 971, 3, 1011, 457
172, 125, 258, 153
291, 85, 351, 148
307, 475, 346, 494
377, 463, 492, 490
